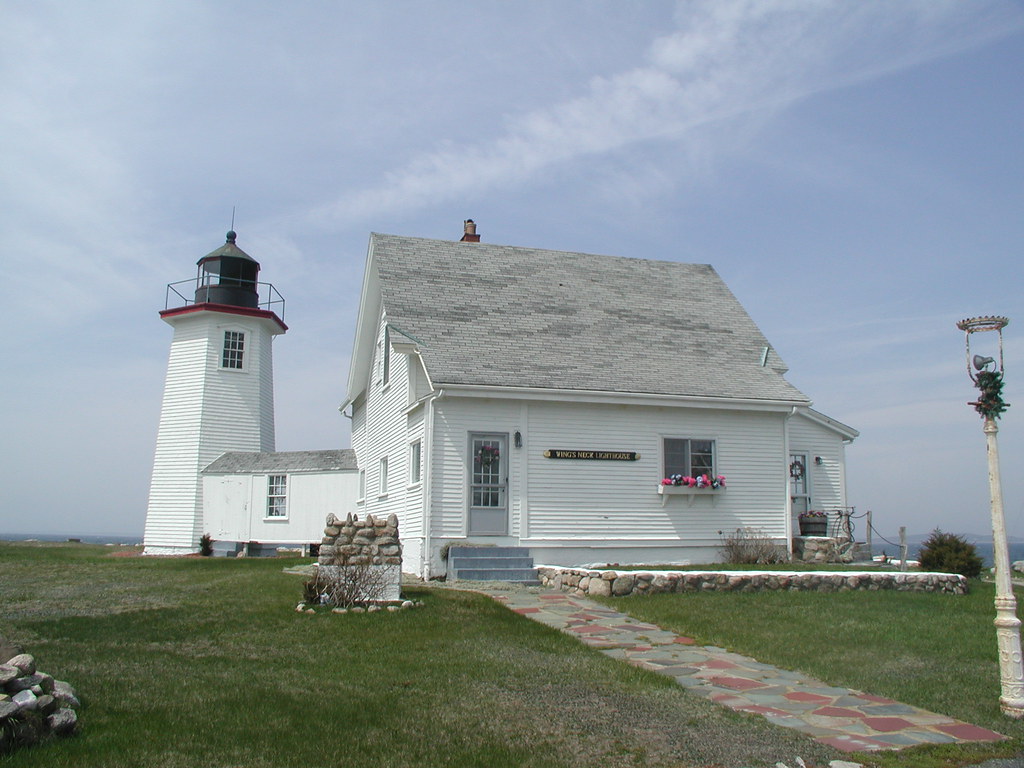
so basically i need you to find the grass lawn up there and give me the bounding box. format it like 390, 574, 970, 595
595, 580, 1024, 768
1, 541, 840, 768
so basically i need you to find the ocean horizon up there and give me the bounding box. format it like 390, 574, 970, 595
1, 532, 142, 546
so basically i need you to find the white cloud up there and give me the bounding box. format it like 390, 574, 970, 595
311, 0, 1022, 225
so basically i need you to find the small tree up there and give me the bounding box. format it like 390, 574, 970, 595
918, 529, 983, 578
198, 533, 214, 557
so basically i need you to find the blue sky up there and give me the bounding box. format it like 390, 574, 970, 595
2, 1, 1022, 541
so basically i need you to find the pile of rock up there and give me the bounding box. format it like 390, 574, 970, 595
318, 512, 402, 567
537, 567, 968, 597
792, 536, 860, 563
294, 599, 425, 615
0, 641, 80, 753
316, 513, 402, 604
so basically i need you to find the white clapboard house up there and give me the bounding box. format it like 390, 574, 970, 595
342, 225, 858, 578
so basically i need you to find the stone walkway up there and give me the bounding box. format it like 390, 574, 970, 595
483, 588, 1006, 754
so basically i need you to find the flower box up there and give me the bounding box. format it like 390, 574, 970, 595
657, 484, 723, 507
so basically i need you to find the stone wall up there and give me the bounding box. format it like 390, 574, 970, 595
316, 513, 402, 603
537, 566, 967, 598
0, 641, 80, 754
792, 536, 860, 564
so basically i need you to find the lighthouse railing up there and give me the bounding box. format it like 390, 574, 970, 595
165, 278, 286, 321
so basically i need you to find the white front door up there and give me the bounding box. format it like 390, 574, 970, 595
468, 433, 508, 535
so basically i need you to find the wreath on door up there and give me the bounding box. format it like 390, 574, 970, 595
789, 460, 805, 479
478, 445, 500, 467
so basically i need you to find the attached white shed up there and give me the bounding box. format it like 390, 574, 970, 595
201, 449, 359, 556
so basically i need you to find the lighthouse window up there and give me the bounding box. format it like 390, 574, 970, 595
222, 331, 245, 369
267, 475, 287, 518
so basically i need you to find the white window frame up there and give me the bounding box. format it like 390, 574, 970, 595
221, 329, 246, 371
378, 456, 389, 498
357, 469, 366, 503
662, 437, 716, 478
382, 326, 391, 387
408, 440, 422, 486
266, 474, 287, 519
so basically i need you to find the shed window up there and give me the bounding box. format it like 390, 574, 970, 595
267, 475, 287, 518
222, 330, 245, 369
663, 438, 715, 478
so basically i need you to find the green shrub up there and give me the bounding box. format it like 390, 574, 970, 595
918, 529, 983, 578
199, 533, 214, 557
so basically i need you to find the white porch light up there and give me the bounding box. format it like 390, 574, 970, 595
956, 315, 1023, 718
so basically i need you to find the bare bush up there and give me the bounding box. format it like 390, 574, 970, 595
718, 528, 787, 565
308, 563, 397, 608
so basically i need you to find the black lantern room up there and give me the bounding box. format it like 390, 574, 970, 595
194, 231, 260, 309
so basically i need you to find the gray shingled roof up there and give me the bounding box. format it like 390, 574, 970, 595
371, 234, 809, 403
203, 449, 357, 474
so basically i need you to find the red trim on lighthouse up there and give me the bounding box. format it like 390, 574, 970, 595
160, 302, 288, 332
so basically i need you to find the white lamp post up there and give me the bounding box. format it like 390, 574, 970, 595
956, 315, 1024, 718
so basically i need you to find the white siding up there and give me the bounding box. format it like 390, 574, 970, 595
144, 310, 281, 554
788, 412, 849, 512
525, 401, 787, 543
430, 398, 525, 541
355, 309, 424, 570
203, 470, 360, 544
426, 397, 791, 569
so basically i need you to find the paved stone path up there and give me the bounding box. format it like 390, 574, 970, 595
483, 588, 1006, 754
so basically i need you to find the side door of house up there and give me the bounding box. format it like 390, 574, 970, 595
468, 433, 508, 535
789, 452, 810, 516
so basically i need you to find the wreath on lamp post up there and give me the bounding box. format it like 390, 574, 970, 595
971, 370, 1010, 420
789, 460, 805, 479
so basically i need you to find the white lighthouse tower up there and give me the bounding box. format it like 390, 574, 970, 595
143, 231, 287, 555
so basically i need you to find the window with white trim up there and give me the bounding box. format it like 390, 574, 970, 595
357, 469, 365, 502
663, 438, 715, 478
382, 326, 391, 386
379, 456, 389, 496
266, 475, 287, 517
409, 440, 421, 485
222, 330, 245, 369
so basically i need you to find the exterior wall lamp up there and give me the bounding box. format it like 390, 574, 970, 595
956, 315, 1023, 718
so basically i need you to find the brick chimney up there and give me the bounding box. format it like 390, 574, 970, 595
460, 219, 480, 243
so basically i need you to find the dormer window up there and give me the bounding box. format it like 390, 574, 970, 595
222, 330, 245, 369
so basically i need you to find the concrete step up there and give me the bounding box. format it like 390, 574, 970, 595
449, 556, 535, 570
447, 546, 537, 583
447, 546, 532, 558
452, 568, 540, 584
